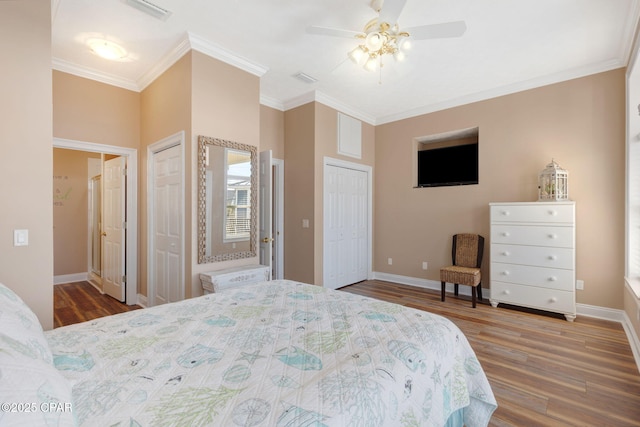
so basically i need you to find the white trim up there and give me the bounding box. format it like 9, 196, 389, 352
273, 158, 285, 280
622, 311, 640, 374
147, 131, 186, 307
52, 58, 140, 92
188, 32, 268, 77
323, 157, 373, 287
372, 272, 475, 297
53, 138, 138, 306
260, 95, 285, 111
137, 34, 192, 91
53, 272, 88, 285
136, 293, 148, 308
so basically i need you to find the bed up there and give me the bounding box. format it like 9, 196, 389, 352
1, 279, 496, 426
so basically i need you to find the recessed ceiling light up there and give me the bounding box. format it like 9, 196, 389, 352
87, 38, 127, 61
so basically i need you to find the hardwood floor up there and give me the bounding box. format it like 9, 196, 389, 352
342, 280, 640, 427
54, 281, 141, 328
53, 279, 640, 426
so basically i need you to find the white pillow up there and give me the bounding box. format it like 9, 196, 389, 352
0, 347, 76, 427
0, 283, 75, 426
0, 283, 52, 364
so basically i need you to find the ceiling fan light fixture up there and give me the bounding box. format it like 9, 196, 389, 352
364, 56, 378, 72
87, 38, 127, 61
365, 32, 384, 51
348, 46, 367, 65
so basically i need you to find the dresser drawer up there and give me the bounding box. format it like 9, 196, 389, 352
491, 281, 575, 314
491, 203, 574, 224
491, 262, 574, 291
491, 244, 574, 269
491, 224, 574, 248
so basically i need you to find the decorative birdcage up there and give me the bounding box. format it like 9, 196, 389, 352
538, 159, 569, 201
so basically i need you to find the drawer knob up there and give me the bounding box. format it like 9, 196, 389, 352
501, 271, 510, 276
549, 210, 558, 216
548, 276, 557, 282
548, 234, 557, 239
501, 210, 510, 216
503, 290, 511, 295
548, 255, 557, 261
502, 232, 510, 237
550, 297, 558, 303
501, 251, 510, 256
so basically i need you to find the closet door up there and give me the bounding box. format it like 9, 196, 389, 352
324, 165, 368, 290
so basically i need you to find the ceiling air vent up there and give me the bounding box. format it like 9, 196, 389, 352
293, 72, 318, 84
124, 0, 172, 21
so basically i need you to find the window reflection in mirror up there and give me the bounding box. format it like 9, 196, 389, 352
198, 136, 257, 263
224, 148, 251, 242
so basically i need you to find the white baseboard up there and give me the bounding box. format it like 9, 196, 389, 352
372, 271, 640, 374
137, 294, 148, 308
54, 272, 88, 285
372, 271, 475, 296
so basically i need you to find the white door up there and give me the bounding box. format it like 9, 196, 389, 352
259, 150, 273, 275
324, 164, 368, 289
102, 156, 126, 301
151, 144, 183, 306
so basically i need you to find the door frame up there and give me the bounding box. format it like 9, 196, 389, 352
323, 157, 373, 287
53, 137, 138, 305
147, 131, 185, 306
273, 158, 285, 279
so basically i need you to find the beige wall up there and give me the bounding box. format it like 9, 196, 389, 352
190, 51, 261, 297
375, 69, 626, 309
283, 102, 375, 284
53, 148, 100, 276
260, 105, 285, 159
140, 53, 192, 298
0, 1, 53, 329
284, 103, 316, 283
53, 71, 140, 148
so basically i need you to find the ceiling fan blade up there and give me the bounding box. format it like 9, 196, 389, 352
405, 21, 467, 40
306, 25, 363, 39
378, 0, 407, 25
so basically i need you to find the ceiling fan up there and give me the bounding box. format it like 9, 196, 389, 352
307, 0, 466, 73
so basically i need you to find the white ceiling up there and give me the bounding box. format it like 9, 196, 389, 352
52, 0, 640, 125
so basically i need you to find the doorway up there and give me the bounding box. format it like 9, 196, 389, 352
323, 157, 372, 290
147, 132, 185, 306
53, 138, 138, 305
259, 151, 285, 280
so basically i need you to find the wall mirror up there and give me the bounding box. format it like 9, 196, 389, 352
198, 135, 257, 263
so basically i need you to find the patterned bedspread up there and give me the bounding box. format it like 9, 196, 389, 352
45, 280, 497, 426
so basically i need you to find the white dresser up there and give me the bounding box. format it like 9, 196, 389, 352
489, 201, 576, 321
200, 265, 270, 294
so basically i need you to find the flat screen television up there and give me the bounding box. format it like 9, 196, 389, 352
417, 143, 478, 187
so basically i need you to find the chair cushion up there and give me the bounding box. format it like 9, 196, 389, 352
440, 266, 481, 287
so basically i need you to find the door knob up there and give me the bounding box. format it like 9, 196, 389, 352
262, 237, 274, 243
101, 232, 107, 236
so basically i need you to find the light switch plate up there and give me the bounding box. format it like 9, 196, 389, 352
14, 229, 28, 247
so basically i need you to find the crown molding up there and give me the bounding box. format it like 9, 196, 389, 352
259, 95, 285, 111
136, 33, 191, 91
51, 58, 140, 91
188, 32, 268, 77
376, 59, 627, 125
277, 90, 376, 125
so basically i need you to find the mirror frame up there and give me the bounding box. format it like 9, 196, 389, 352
197, 135, 257, 263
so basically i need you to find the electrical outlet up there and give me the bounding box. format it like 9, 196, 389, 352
576, 280, 584, 290
422, 261, 428, 270
388, 258, 393, 265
